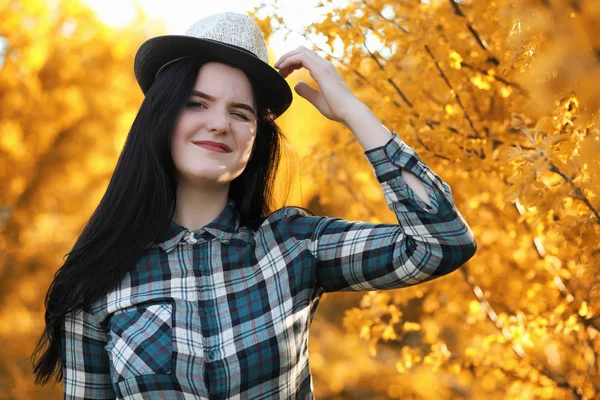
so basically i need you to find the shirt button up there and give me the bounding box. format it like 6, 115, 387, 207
208, 350, 218, 360
198, 264, 207, 273
193, 232, 201, 240
204, 307, 213, 316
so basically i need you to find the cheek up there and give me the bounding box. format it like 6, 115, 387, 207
170, 131, 181, 160
171, 115, 192, 159
172, 115, 189, 141
170, 133, 190, 168
172, 109, 198, 139
239, 133, 257, 160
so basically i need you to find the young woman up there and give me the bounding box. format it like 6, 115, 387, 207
32, 12, 477, 399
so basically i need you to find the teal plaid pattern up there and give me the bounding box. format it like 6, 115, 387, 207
106, 304, 173, 381
61, 131, 477, 399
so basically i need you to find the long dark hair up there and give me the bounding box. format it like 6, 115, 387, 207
31, 58, 297, 384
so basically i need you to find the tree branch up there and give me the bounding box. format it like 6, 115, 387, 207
460, 62, 527, 94
363, 0, 522, 95
460, 264, 586, 399
408, 119, 451, 161
359, 0, 411, 34
424, 44, 481, 137
512, 198, 599, 392
362, 41, 414, 108
513, 199, 600, 334
547, 162, 600, 224
448, 0, 499, 65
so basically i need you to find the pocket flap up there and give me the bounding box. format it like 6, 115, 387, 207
107, 303, 173, 382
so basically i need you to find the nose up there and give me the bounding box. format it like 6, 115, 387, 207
205, 108, 230, 134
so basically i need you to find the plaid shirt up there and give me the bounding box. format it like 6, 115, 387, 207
61, 131, 477, 399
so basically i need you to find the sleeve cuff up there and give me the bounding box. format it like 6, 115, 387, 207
363, 131, 454, 215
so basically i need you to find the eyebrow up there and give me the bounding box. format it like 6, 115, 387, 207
190, 90, 255, 115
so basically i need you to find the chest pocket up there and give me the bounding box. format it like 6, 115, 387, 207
105, 303, 173, 382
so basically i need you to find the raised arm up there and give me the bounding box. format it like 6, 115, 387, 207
275, 46, 477, 291
275, 46, 476, 293
284, 131, 476, 293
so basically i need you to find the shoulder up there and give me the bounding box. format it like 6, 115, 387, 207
237, 206, 320, 243
250, 205, 316, 233
268, 205, 315, 221
258, 206, 324, 242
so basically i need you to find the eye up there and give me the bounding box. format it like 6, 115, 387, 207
187, 102, 206, 109
232, 112, 250, 121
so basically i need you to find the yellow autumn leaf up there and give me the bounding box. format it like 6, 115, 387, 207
578, 302, 589, 318
382, 325, 397, 340
500, 86, 513, 98
449, 50, 463, 69
403, 322, 421, 332
471, 74, 492, 90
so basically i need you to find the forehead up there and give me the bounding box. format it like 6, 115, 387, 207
193, 62, 254, 102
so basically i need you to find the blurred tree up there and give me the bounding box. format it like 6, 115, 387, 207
0, 0, 161, 397
252, 0, 600, 398
2, 0, 599, 398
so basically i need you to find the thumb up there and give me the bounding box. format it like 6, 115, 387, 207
294, 81, 321, 105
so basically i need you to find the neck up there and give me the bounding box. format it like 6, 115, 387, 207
172, 179, 230, 230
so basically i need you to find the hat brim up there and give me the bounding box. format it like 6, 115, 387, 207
134, 35, 293, 118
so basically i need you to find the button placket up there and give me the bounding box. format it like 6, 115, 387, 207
198, 262, 207, 273
207, 350, 218, 361
183, 230, 199, 245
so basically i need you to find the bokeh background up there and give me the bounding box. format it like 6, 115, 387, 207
1, 0, 599, 398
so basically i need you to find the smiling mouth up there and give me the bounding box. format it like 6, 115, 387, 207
193, 143, 231, 153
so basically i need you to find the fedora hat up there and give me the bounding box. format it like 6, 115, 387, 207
134, 12, 293, 118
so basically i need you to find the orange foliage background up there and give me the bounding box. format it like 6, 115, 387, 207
1, 0, 599, 399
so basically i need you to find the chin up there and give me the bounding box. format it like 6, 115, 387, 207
178, 172, 226, 185
177, 165, 245, 185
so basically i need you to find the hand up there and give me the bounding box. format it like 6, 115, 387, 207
274, 46, 362, 124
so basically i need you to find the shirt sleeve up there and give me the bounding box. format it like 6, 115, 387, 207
62, 306, 115, 399
284, 131, 477, 293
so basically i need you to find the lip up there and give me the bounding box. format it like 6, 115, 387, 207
192, 141, 232, 153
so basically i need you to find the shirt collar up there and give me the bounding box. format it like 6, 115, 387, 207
157, 199, 239, 253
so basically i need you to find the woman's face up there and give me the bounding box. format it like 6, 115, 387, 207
171, 62, 258, 187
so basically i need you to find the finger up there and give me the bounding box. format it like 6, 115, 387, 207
277, 50, 324, 76
274, 49, 300, 69
294, 81, 320, 103
274, 46, 318, 69
274, 46, 312, 68
277, 53, 317, 77
294, 81, 330, 115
